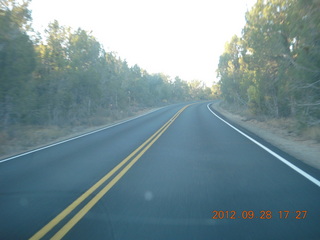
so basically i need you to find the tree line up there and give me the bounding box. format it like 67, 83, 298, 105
217, 0, 320, 126
0, 0, 214, 132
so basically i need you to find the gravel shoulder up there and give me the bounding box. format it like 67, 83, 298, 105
210, 101, 320, 170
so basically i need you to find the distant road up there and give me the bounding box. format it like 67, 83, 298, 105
1, 102, 319, 240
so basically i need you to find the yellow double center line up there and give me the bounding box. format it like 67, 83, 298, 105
30, 104, 190, 240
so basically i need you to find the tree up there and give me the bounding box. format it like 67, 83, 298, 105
67, 28, 105, 120
218, 0, 320, 123
285, 0, 320, 124
34, 20, 71, 125
0, 0, 35, 128
1, 0, 213, 137
217, 35, 252, 106
172, 76, 189, 102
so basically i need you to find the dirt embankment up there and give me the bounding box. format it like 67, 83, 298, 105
210, 101, 320, 170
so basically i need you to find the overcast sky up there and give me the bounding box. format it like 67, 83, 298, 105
29, 0, 256, 86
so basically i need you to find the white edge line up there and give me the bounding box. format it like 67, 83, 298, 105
0, 107, 164, 164
207, 103, 320, 188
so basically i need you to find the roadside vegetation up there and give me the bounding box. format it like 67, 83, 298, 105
217, 0, 320, 142
0, 0, 217, 158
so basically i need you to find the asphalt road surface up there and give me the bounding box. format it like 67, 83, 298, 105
1, 102, 320, 240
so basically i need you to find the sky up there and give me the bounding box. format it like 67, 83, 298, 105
29, 0, 257, 86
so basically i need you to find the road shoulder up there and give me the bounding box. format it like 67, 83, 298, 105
0, 107, 158, 161
210, 101, 320, 170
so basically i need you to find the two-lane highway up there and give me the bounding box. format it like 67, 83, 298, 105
1, 102, 319, 239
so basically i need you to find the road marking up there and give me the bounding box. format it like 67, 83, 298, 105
0, 107, 164, 164
207, 103, 320, 188
29, 105, 189, 240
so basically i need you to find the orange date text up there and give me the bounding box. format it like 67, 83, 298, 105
211, 210, 307, 220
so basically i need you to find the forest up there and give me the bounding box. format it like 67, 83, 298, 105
0, 0, 214, 156
217, 0, 320, 135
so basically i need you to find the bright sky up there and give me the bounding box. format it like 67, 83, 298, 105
29, 0, 256, 86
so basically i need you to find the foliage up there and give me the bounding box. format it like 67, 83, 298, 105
0, 0, 214, 134
217, 0, 320, 126
0, 0, 35, 129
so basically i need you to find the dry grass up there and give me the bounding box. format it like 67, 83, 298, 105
0, 107, 154, 160
219, 101, 320, 143
0, 126, 70, 158
301, 126, 320, 142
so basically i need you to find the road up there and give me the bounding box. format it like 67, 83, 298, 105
0, 102, 320, 240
